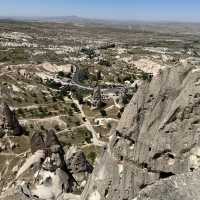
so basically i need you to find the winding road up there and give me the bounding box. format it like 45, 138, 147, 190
57, 65, 126, 94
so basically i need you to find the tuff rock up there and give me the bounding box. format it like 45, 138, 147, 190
82, 64, 200, 200
2, 129, 76, 200
0, 102, 23, 136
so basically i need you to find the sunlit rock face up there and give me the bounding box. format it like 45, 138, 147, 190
0, 125, 94, 200
0, 129, 93, 200
65, 149, 93, 192
82, 65, 200, 200
13, 129, 75, 199
134, 170, 200, 200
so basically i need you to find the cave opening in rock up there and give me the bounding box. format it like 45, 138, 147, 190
159, 171, 175, 179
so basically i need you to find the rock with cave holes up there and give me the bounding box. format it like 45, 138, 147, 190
65, 148, 93, 190
82, 65, 200, 200
31, 132, 45, 154
0, 102, 23, 136
134, 170, 200, 200
66, 150, 93, 174
0, 129, 77, 200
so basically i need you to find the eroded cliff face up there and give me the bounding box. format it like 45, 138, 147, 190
82, 65, 200, 200
0, 102, 23, 136
0, 130, 92, 200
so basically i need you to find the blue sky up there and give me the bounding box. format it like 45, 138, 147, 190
0, 0, 200, 22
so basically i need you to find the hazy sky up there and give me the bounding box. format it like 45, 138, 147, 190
0, 0, 200, 22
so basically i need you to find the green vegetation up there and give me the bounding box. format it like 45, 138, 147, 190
0, 48, 29, 64
59, 127, 92, 146
87, 151, 97, 164
80, 47, 96, 59
46, 79, 62, 89
100, 109, 107, 117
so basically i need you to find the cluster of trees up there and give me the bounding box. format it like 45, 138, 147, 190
46, 79, 62, 89
57, 71, 71, 78
0, 48, 29, 64
80, 47, 96, 59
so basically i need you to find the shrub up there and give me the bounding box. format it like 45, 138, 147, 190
57, 71, 65, 77
18, 108, 24, 116
68, 108, 74, 116
100, 109, 107, 117
29, 124, 34, 129
107, 122, 112, 129
38, 106, 44, 113
88, 151, 97, 164
117, 112, 121, 119
71, 103, 80, 113
31, 93, 37, 98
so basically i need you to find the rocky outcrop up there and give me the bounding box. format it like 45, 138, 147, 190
134, 170, 200, 200
0, 102, 23, 136
65, 147, 93, 192
1, 130, 93, 200
66, 148, 93, 174
82, 64, 200, 200
3, 64, 200, 200
9, 129, 76, 199
30, 132, 45, 154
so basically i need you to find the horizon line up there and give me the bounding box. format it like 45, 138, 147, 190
0, 15, 200, 24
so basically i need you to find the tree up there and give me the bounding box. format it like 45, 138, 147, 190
100, 109, 107, 117
18, 108, 24, 116
57, 71, 65, 77
46, 79, 62, 89
88, 151, 97, 164
74, 91, 84, 104
97, 70, 102, 81
38, 106, 44, 113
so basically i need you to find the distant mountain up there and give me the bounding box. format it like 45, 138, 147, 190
1, 16, 200, 34
0, 15, 118, 24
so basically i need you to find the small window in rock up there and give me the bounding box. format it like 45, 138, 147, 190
190, 167, 195, 172
104, 188, 109, 198
143, 163, 148, 168
149, 147, 152, 151
168, 153, 174, 159
141, 162, 148, 168
116, 131, 120, 136
140, 184, 148, 189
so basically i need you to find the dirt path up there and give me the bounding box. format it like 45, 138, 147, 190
69, 97, 106, 147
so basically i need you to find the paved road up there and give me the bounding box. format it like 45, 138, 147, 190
56, 65, 126, 94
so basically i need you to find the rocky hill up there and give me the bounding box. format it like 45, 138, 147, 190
2, 61, 200, 200
81, 64, 200, 200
